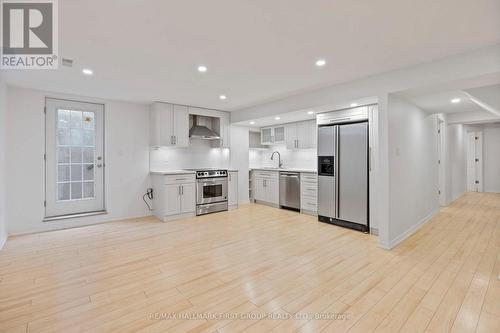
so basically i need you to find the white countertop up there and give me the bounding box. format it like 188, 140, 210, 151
150, 170, 196, 175
250, 167, 317, 173
150, 168, 239, 175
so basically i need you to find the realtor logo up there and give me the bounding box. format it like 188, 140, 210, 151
1, 0, 58, 69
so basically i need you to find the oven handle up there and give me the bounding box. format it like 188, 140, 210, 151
198, 180, 226, 186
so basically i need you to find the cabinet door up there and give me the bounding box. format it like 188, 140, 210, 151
228, 172, 238, 205
273, 126, 286, 144
254, 177, 265, 201
285, 123, 297, 149
150, 103, 174, 146
266, 179, 279, 205
173, 105, 189, 147
219, 114, 230, 148
165, 184, 181, 216
180, 183, 196, 214
261, 128, 273, 144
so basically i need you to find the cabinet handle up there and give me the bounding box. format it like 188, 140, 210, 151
170, 136, 173, 145
178, 185, 181, 195
229, 174, 231, 181
181, 185, 184, 195
174, 136, 177, 145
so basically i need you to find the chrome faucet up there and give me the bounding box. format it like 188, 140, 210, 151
271, 151, 283, 168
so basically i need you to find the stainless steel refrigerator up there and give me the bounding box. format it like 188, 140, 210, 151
317, 108, 369, 232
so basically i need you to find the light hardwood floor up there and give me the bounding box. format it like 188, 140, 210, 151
1, 192, 499, 333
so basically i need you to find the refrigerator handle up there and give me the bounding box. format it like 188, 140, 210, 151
369, 147, 372, 172
335, 126, 339, 218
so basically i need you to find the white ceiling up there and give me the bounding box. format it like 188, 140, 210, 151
2, 0, 500, 111
406, 90, 484, 114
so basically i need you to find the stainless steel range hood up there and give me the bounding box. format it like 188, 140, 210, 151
189, 115, 220, 139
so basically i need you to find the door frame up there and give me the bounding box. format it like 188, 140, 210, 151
436, 118, 446, 206
466, 131, 483, 193
44, 97, 107, 221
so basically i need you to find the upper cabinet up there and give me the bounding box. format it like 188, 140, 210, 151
286, 119, 317, 149
261, 125, 286, 145
150, 103, 230, 148
150, 102, 189, 147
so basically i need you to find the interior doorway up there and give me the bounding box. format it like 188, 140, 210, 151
466, 131, 483, 192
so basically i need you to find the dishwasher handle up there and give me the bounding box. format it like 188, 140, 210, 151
280, 173, 300, 177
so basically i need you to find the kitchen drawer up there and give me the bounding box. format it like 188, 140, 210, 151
164, 174, 195, 185
301, 173, 317, 183
253, 170, 279, 179
301, 196, 317, 211
301, 184, 317, 198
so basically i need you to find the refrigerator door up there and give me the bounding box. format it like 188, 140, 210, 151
317, 126, 336, 156
338, 122, 368, 226
318, 175, 336, 218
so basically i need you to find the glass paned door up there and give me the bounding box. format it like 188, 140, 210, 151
45, 98, 105, 218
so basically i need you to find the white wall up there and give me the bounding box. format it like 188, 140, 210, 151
5, 86, 151, 235
229, 126, 250, 204
445, 124, 467, 203
0, 77, 7, 249
387, 95, 440, 247
482, 124, 500, 193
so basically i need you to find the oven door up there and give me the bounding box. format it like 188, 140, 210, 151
196, 178, 228, 204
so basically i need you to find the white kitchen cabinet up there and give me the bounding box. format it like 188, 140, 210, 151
285, 120, 317, 149
252, 170, 279, 206
151, 174, 196, 221
150, 102, 189, 147
261, 125, 286, 145
228, 171, 238, 208
179, 183, 196, 214
214, 113, 230, 148
300, 172, 317, 215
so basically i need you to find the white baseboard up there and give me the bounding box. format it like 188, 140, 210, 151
9, 213, 152, 236
387, 209, 439, 250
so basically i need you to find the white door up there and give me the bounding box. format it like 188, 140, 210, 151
45, 98, 105, 218
437, 120, 445, 205
180, 183, 196, 214
467, 132, 483, 192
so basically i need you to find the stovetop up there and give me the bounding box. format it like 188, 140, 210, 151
184, 168, 228, 179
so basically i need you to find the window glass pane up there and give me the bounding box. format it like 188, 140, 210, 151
83, 164, 94, 181
71, 182, 82, 200
58, 165, 70, 182
58, 110, 70, 128
58, 147, 70, 163
83, 182, 94, 198
70, 147, 82, 163
57, 183, 70, 201
83, 130, 94, 146
82, 148, 94, 163
57, 128, 71, 145
70, 128, 83, 146
71, 165, 82, 181
70, 111, 82, 128
83, 112, 95, 129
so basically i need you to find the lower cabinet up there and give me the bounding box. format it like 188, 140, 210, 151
300, 172, 317, 215
253, 171, 279, 206
228, 171, 238, 208
152, 174, 196, 221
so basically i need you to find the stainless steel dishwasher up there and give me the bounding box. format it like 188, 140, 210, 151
279, 172, 300, 210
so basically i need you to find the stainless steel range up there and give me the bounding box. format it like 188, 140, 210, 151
185, 168, 228, 216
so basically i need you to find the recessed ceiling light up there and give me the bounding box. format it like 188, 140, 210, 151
219, 95, 227, 100
315, 59, 326, 67
350, 103, 358, 107
307, 111, 314, 115
82, 68, 93, 75
275, 116, 281, 120
250, 121, 255, 125
197, 65, 207, 72
451, 98, 461, 104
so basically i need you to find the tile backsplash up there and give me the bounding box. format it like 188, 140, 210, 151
150, 139, 230, 170
249, 144, 317, 170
